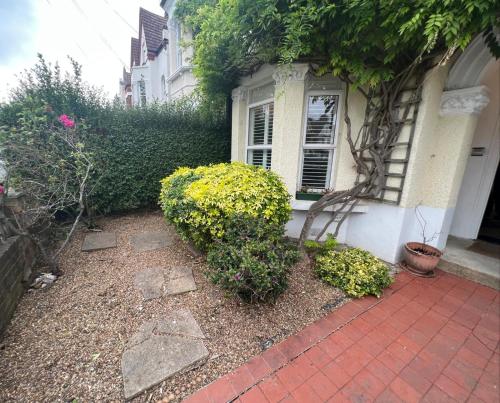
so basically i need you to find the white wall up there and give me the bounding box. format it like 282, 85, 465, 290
131, 64, 151, 106
162, 0, 197, 100
450, 60, 500, 239
231, 61, 493, 264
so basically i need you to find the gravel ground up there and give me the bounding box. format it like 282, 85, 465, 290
0, 211, 347, 402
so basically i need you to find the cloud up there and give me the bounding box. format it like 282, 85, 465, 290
0, 0, 36, 63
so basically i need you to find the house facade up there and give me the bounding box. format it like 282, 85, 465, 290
119, 2, 197, 106
230, 36, 499, 271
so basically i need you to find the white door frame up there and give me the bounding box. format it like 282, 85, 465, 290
469, 118, 500, 238
451, 116, 500, 239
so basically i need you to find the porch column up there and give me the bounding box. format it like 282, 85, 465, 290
271, 64, 309, 195
230, 87, 248, 162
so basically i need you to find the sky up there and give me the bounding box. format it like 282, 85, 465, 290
0, 0, 164, 102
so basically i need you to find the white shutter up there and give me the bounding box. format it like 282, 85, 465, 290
300, 94, 340, 190
247, 102, 273, 169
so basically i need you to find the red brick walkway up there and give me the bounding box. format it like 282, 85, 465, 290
185, 270, 499, 402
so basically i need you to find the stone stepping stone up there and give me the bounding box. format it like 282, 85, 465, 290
134, 267, 164, 300
81, 232, 117, 252
134, 266, 197, 300
121, 309, 208, 399
165, 266, 197, 296
130, 231, 173, 252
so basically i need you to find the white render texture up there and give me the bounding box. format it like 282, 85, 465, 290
231, 41, 497, 263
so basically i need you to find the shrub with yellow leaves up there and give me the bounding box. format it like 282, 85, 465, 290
159, 162, 291, 250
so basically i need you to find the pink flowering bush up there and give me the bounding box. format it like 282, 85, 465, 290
58, 114, 75, 128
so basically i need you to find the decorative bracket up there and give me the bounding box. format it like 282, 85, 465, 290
440, 85, 490, 116
231, 87, 248, 102
272, 64, 309, 86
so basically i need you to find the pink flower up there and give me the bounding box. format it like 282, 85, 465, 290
58, 114, 75, 128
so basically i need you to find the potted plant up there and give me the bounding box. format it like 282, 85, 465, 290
402, 206, 442, 277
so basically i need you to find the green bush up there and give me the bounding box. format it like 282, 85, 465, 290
160, 163, 296, 302
87, 103, 230, 213
0, 56, 230, 214
304, 234, 338, 256
206, 217, 299, 302
159, 162, 292, 250
315, 248, 393, 298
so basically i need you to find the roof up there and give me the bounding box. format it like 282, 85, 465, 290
138, 7, 167, 55
130, 37, 140, 68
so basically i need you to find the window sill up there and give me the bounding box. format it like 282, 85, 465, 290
291, 198, 369, 213
295, 192, 323, 201
167, 66, 193, 82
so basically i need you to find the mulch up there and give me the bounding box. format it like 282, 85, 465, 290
0, 211, 347, 402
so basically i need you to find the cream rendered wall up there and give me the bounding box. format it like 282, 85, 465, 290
333, 88, 367, 191
131, 65, 151, 106
230, 62, 490, 263
271, 65, 308, 194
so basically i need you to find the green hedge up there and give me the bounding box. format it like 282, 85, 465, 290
0, 56, 230, 214
88, 104, 230, 213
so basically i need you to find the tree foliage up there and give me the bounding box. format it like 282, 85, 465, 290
177, 0, 499, 97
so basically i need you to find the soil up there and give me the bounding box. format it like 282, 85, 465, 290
0, 211, 347, 403
409, 246, 441, 257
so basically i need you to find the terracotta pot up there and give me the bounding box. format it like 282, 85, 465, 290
403, 242, 442, 276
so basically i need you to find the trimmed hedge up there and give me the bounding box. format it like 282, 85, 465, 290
88, 104, 230, 213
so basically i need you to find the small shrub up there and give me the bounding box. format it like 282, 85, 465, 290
159, 162, 291, 250
206, 217, 299, 302
304, 234, 338, 256
315, 248, 393, 298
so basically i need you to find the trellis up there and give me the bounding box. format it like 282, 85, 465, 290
357, 86, 423, 205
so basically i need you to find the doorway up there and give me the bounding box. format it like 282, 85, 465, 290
449, 60, 500, 241
478, 163, 500, 245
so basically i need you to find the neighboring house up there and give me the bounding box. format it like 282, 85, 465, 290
231, 36, 500, 274
119, 3, 197, 106
119, 68, 132, 107
160, 0, 197, 100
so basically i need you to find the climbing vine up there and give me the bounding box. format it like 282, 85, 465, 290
176, 0, 500, 245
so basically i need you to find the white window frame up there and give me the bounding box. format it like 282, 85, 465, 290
176, 22, 183, 68
139, 79, 147, 107
298, 90, 342, 192
246, 96, 274, 169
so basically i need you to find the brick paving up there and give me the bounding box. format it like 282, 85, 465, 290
184, 270, 499, 402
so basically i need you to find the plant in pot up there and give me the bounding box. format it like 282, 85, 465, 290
402, 205, 443, 277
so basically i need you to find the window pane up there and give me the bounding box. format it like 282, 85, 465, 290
249, 103, 273, 146
301, 150, 331, 189
248, 149, 272, 169
268, 103, 273, 145
305, 95, 339, 144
